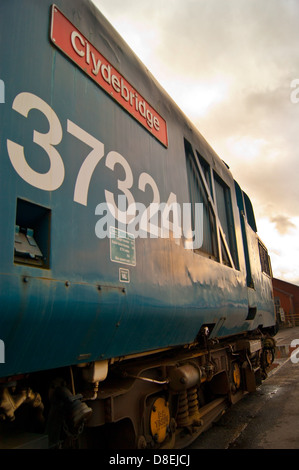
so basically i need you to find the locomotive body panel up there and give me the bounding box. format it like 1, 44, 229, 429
0, 0, 275, 380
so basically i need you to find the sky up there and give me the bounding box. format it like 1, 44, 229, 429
93, 0, 299, 286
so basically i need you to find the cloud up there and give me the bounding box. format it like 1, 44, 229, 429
197, 80, 299, 219
94, 0, 299, 222
93, 0, 299, 284
270, 215, 297, 235
258, 217, 299, 285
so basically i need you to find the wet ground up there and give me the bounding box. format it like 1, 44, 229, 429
188, 326, 299, 449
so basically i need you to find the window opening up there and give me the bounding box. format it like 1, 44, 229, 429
258, 239, 272, 277
185, 140, 218, 260
234, 181, 254, 288
243, 192, 257, 232
220, 232, 232, 268
196, 151, 213, 198
214, 173, 239, 269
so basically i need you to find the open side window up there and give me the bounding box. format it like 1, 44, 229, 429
185, 140, 218, 261
185, 139, 238, 269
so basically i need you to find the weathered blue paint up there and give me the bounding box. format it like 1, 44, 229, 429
0, 0, 275, 378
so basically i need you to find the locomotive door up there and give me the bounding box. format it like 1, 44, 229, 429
234, 181, 258, 319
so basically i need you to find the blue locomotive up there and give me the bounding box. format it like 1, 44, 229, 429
0, 0, 276, 449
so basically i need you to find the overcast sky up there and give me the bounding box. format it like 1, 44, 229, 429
93, 0, 299, 285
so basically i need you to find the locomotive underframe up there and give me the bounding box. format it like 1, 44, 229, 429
0, 329, 275, 449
